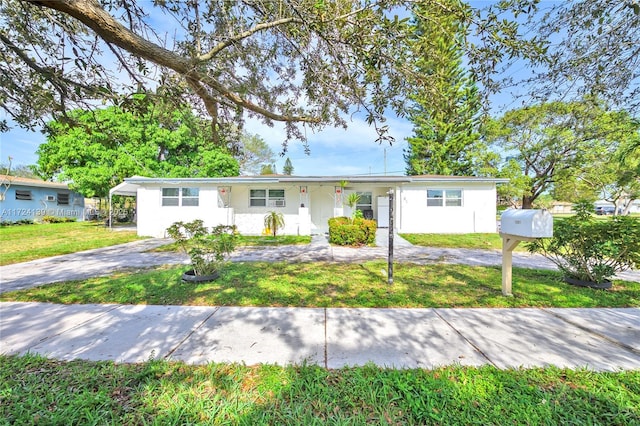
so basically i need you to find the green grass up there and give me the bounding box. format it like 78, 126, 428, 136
238, 235, 312, 246
2, 262, 638, 308
400, 233, 531, 251
2, 354, 639, 425
0, 221, 142, 265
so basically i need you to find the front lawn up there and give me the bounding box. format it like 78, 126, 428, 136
0, 221, 142, 265
2, 262, 638, 308
401, 232, 530, 251
2, 354, 639, 425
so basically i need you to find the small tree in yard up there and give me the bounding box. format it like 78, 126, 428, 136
345, 193, 363, 220
166, 220, 238, 277
264, 211, 285, 237
528, 201, 640, 285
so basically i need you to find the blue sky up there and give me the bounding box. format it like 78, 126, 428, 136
0, 109, 412, 176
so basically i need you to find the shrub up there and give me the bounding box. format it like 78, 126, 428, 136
166, 220, 238, 276
41, 216, 76, 224
328, 216, 376, 246
528, 203, 640, 284
0, 219, 36, 226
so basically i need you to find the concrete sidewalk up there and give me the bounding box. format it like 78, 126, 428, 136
1, 302, 639, 371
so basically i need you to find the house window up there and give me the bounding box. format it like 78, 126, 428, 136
355, 192, 372, 211
15, 190, 32, 201
57, 193, 70, 205
162, 188, 180, 206
161, 187, 199, 206
181, 188, 199, 206
427, 189, 462, 207
250, 189, 286, 207
355, 191, 374, 219
445, 189, 462, 206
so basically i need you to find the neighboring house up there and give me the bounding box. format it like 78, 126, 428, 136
110, 175, 507, 238
595, 199, 640, 215
550, 201, 573, 214
0, 175, 85, 223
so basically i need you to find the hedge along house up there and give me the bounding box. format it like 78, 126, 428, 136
0, 175, 85, 223
110, 175, 507, 238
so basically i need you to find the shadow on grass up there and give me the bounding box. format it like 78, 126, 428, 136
2, 262, 638, 309
2, 354, 639, 424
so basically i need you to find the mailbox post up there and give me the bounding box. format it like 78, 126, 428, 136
499, 209, 553, 296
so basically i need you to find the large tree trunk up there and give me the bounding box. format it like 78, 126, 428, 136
521, 195, 534, 209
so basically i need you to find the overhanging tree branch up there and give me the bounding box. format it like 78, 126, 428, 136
26, 0, 320, 125
197, 17, 301, 62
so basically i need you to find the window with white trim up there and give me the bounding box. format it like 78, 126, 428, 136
250, 189, 286, 207
162, 187, 199, 206
181, 188, 199, 206
427, 189, 462, 207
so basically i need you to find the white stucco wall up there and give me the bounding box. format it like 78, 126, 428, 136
133, 180, 499, 237
136, 185, 231, 237
230, 184, 306, 235
397, 183, 498, 233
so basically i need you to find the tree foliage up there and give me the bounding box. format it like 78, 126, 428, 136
236, 132, 275, 176
283, 157, 294, 175
260, 164, 277, 175
404, 0, 484, 176
554, 117, 640, 213
0, 160, 37, 178
485, 99, 637, 209
0, 0, 548, 149
35, 102, 238, 198
536, 1, 640, 112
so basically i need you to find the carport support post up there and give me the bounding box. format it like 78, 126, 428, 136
388, 189, 394, 285
500, 234, 535, 296
108, 193, 112, 230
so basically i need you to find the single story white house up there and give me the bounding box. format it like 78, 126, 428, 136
110, 175, 507, 238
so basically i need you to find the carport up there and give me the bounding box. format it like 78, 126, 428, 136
108, 180, 141, 229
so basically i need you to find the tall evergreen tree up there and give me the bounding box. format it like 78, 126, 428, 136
404, 0, 484, 176
283, 157, 294, 175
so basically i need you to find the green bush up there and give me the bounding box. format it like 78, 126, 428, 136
0, 219, 34, 226
41, 216, 76, 224
166, 220, 238, 276
328, 216, 376, 246
528, 202, 640, 284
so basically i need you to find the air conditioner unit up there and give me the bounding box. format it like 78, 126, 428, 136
268, 199, 285, 207
46, 195, 56, 202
